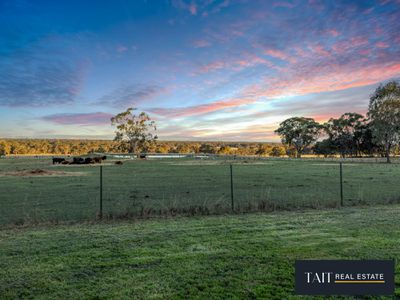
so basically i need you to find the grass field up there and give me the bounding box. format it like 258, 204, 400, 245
1, 157, 400, 225
0, 205, 399, 299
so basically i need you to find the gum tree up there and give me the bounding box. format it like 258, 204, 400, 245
368, 81, 400, 163
275, 117, 322, 158
111, 107, 157, 154
323, 113, 367, 157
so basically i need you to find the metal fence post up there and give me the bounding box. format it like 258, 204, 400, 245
230, 164, 234, 212
99, 165, 103, 219
339, 162, 343, 207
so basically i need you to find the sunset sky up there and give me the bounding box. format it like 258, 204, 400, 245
1, 0, 399, 141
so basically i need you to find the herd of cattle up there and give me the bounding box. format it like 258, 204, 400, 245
52, 156, 107, 165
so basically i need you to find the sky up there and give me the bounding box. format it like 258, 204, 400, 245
0, 0, 399, 141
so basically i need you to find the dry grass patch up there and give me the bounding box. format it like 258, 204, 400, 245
169, 160, 271, 166
311, 163, 357, 166
0, 169, 87, 177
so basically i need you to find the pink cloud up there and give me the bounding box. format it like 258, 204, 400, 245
189, 3, 197, 15
309, 44, 331, 57
332, 37, 369, 54
196, 54, 274, 74
160, 123, 280, 141
248, 62, 400, 99
235, 54, 274, 68
171, 0, 197, 15
263, 48, 296, 63
359, 49, 372, 56
294, 47, 308, 58
326, 29, 340, 37
376, 41, 389, 48
363, 7, 375, 14
273, 1, 296, 8
117, 45, 128, 53
264, 49, 287, 60
199, 61, 226, 73
42, 112, 114, 126
193, 39, 211, 48
150, 98, 255, 118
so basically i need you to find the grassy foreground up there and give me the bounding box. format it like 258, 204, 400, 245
0, 205, 399, 299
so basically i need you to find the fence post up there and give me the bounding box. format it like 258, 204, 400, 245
99, 165, 103, 219
339, 162, 343, 207
230, 164, 234, 212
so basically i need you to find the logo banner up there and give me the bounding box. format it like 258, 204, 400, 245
295, 260, 394, 295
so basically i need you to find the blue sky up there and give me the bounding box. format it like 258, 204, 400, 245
0, 0, 399, 141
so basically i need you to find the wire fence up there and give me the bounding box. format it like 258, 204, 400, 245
1, 157, 400, 226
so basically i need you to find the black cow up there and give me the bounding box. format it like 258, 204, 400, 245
72, 157, 85, 164
85, 157, 95, 164
52, 157, 65, 164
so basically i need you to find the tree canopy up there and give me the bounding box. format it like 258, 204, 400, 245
111, 108, 158, 154
368, 81, 400, 163
274, 117, 322, 158
323, 113, 368, 157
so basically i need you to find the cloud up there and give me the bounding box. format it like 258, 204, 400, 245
198, 60, 226, 73
157, 121, 279, 141
245, 12, 400, 99
326, 29, 340, 37
0, 37, 86, 107
189, 3, 197, 15
273, 1, 296, 8
96, 84, 167, 108
149, 97, 255, 118
116, 45, 128, 53
269, 85, 373, 120
42, 112, 114, 126
331, 37, 369, 54
192, 39, 211, 48
264, 49, 289, 60
309, 44, 331, 57
247, 62, 400, 99
196, 54, 274, 74
172, 0, 230, 17
376, 41, 389, 48
171, 0, 197, 15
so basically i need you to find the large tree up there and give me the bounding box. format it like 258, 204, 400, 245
368, 81, 400, 163
275, 117, 322, 158
324, 113, 367, 157
313, 139, 336, 158
111, 108, 157, 154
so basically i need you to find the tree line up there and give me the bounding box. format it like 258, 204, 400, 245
275, 81, 400, 162
0, 139, 284, 157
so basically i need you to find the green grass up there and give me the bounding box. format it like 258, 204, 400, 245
1, 157, 400, 225
0, 205, 399, 299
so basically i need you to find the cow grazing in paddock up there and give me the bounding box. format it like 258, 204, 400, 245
115, 161, 123, 165
72, 157, 85, 164
68, 156, 106, 165
85, 157, 95, 164
61, 160, 70, 165
52, 157, 65, 164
